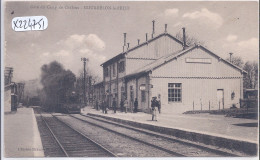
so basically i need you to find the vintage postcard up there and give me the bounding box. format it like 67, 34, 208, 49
2, 0, 259, 159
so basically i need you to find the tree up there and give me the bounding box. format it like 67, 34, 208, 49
175, 31, 204, 46
40, 61, 76, 111
225, 55, 257, 89
75, 68, 101, 105
225, 55, 244, 68
243, 61, 258, 89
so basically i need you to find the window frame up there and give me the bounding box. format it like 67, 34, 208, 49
168, 83, 182, 103
118, 61, 125, 73
104, 67, 109, 77
112, 64, 116, 77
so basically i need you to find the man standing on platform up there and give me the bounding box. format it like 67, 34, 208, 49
158, 94, 161, 114
124, 99, 128, 113
134, 98, 138, 113
104, 100, 108, 114
151, 97, 157, 121
101, 100, 105, 113
112, 98, 117, 113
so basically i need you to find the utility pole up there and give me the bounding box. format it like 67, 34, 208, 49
89, 76, 92, 105
81, 57, 88, 106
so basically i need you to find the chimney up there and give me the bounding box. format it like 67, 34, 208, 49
182, 27, 186, 50
165, 24, 167, 33
127, 43, 130, 50
229, 52, 233, 63
146, 33, 148, 41
123, 33, 127, 52
138, 39, 140, 45
152, 20, 155, 38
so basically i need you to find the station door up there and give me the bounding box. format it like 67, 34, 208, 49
217, 89, 224, 109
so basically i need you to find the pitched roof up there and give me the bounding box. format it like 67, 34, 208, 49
101, 32, 186, 66
125, 44, 247, 79
198, 45, 247, 74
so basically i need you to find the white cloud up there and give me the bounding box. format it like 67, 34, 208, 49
58, 34, 105, 52
226, 34, 238, 42
183, 8, 223, 29
237, 38, 258, 49
222, 37, 259, 62
40, 34, 107, 78
85, 34, 106, 51
79, 48, 91, 54
164, 8, 179, 17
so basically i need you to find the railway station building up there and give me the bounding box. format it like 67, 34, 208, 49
94, 25, 246, 114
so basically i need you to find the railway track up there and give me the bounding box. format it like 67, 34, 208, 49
34, 109, 67, 157
65, 114, 243, 157
34, 108, 116, 157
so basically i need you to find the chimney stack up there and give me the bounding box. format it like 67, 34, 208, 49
123, 33, 127, 52
146, 33, 148, 41
138, 39, 140, 45
127, 43, 130, 50
229, 52, 233, 63
182, 27, 186, 50
165, 24, 167, 33
152, 20, 155, 38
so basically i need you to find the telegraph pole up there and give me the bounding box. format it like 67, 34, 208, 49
81, 57, 88, 106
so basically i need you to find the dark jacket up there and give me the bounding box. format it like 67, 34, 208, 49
112, 100, 116, 108
134, 100, 138, 107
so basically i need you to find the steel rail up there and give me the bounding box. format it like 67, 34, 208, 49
40, 114, 69, 157
52, 114, 117, 157
68, 114, 186, 157
79, 114, 241, 157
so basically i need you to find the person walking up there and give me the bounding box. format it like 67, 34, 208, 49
124, 99, 128, 113
134, 98, 138, 113
112, 98, 117, 113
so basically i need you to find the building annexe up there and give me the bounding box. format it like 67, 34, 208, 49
93, 26, 246, 114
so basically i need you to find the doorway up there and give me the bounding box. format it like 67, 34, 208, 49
217, 89, 224, 109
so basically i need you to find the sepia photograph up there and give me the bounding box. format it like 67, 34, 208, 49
2, 1, 259, 159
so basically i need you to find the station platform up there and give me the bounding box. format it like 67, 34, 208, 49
81, 106, 258, 155
4, 107, 44, 157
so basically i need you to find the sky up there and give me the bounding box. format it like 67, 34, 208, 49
4, 1, 259, 82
